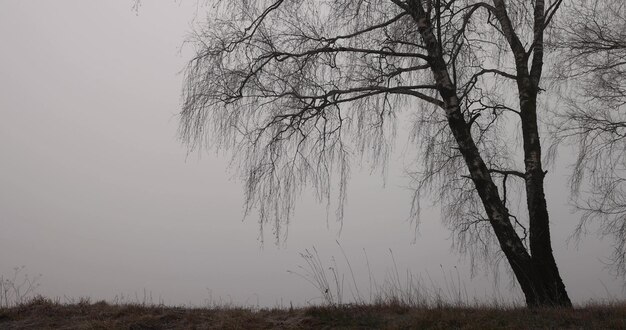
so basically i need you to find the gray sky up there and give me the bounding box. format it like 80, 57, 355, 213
0, 1, 622, 307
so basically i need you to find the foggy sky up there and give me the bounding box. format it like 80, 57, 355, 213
0, 1, 622, 307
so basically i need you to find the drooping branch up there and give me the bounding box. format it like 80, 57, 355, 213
549, 1, 626, 276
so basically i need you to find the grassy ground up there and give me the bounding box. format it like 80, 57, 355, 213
1, 296, 625, 329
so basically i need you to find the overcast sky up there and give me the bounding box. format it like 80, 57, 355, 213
0, 1, 623, 307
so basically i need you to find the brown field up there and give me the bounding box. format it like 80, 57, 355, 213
1, 296, 625, 329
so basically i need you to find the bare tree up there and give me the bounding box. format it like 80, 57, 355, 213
550, 1, 626, 277
180, 0, 572, 307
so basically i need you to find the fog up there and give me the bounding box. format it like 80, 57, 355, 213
0, 1, 622, 307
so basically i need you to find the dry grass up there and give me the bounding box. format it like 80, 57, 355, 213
2, 253, 624, 328
1, 296, 625, 329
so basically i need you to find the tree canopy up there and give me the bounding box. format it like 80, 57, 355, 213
177, 0, 607, 307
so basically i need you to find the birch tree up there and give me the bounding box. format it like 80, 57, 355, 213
180, 0, 572, 307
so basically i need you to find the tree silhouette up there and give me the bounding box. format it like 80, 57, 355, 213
179, 0, 573, 307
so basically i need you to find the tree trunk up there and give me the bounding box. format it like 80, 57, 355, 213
406, 0, 572, 307
518, 80, 572, 307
